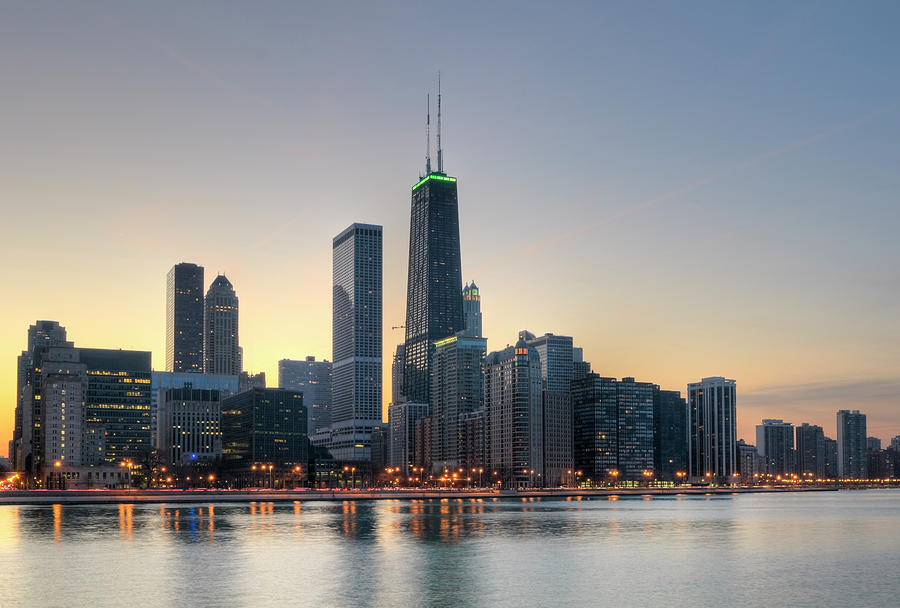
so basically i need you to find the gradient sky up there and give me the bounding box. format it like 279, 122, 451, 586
2, 2, 899, 457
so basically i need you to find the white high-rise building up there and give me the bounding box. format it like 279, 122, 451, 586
687, 376, 737, 483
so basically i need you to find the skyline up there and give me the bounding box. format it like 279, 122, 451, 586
3, 2, 900, 455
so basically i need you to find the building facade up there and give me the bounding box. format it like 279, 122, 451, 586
795, 423, 825, 479
653, 388, 688, 481
204, 275, 240, 376
331, 223, 383, 461
462, 281, 482, 338
150, 371, 238, 450
278, 357, 333, 435
166, 262, 205, 373
756, 419, 795, 477
221, 388, 307, 471
572, 375, 619, 484
836, 409, 867, 479
388, 401, 429, 476
687, 377, 737, 483
391, 344, 405, 405
157, 387, 222, 465
403, 172, 464, 404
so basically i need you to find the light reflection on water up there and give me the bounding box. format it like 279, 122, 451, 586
1, 490, 899, 607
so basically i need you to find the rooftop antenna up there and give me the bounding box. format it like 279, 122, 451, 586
437, 71, 443, 173
425, 92, 432, 175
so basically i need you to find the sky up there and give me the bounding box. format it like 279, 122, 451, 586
1, 1, 899, 457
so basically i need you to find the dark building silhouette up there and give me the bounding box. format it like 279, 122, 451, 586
795, 423, 825, 479
166, 263, 204, 373
653, 388, 688, 481
221, 388, 307, 472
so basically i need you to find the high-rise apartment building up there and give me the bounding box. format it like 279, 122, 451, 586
836, 409, 867, 479
687, 377, 737, 483
614, 377, 655, 481
279, 357, 333, 435
166, 263, 204, 373
204, 275, 240, 375
430, 335, 486, 471
403, 171, 464, 404
331, 223, 383, 461
653, 388, 688, 481
41, 347, 88, 468
795, 423, 825, 479
572, 375, 618, 484
756, 419, 795, 476
484, 340, 543, 487
462, 282, 482, 338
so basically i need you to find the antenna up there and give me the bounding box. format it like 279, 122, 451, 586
437, 71, 443, 173
425, 93, 432, 174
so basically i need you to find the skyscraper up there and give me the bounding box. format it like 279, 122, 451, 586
430, 334, 486, 471
836, 409, 867, 479
331, 223, 383, 461
756, 419, 795, 476
572, 374, 619, 483
653, 388, 688, 481
403, 92, 464, 404
687, 376, 737, 483
204, 275, 240, 375
279, 357, 332, 435
795, 423, 825, 479
462, 282, 482, 338
166, 262, 205, 373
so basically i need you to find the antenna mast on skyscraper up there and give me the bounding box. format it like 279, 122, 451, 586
425, 93, 432, 175
437, 71, 443, 173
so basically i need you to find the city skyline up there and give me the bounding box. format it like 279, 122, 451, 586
3, 3, 900, 455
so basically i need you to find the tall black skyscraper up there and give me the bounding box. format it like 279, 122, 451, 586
166, 262, 205, 373
403, 84, 464, 403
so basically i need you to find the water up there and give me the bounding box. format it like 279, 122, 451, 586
1, 490, 898, 608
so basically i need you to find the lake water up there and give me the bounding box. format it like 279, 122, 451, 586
1, 490, 898, 607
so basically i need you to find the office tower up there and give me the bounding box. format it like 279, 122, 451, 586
391, 344, 406, 404
239, 371, 266, 393
462, 282, 482, 338
14, 320, 69, 473
221, 388, 307, 471
204, 275, 240, 375
737, 439, 761, 482
484, 339, 543, 488
614, 377, 655, 481
572, 375, 618, 484
157, 387, 221, 465
430, 335, 486, 471
572, 347, 591, 380
388, 402, 429, 475
279, 357, 333, 435
150, 371, 238, 449
403, 96, 464, 404
824, 436, 838, 478
687, 377, 737, 483
836, 409, 867, 479
653, 388, 688, 481
79, 348, 153, 464
166, 263, 204, 373
331, 223, 383, 461
756, 419, 795, 476
41, 348, 88, 468
795, 423, 825, 479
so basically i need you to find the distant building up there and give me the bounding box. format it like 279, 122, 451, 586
462, 282, 482, 338
823, 436, 838, 479
391, 344, 405, 405
221, 388, 307, 472
166, 263, 205, 373
756, 419, 795, 477
614, 378, 655, 481
572, 347, 591, 380
238, 371, 266, 393
370, 426, 390, 474
204, 275, 240, 375
157, 387, 221, 465
150, 371, 238, 449
836, 409, 867, 479
866, 437, 882, 452
688, 377, 737, 483
388, 402, 429, 476
653, 388, 688, 482
891, 436, 900, 451
572, 375, 618, 484
330, 223, 383, 461
737, 439, 761, 483
41, 347, 88, 469
458, 409, 486, 477
279, 357, 332, 435
484, 340, 543, 488
430, 335, 486, 471
795, 423, 825, 479
414, 415, 433, 473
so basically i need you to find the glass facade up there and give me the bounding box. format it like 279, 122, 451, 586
653, 388, 688, 481
403, 173, 464, 404
221, 388, 308, 470
166, 263, 204, 373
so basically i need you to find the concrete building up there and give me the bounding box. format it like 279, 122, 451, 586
430, 335, 486, 471
458, 409, 486, 477
836, 409, 867, 479
150, 371, 238, 449
653, 388, 688, 482
688, 377, 737, 483
795, 423, 825, 479
330, 223, 383, 461
279, 357, 333, 435
388, 402, 429, 476
157, 387, 222, 465
166, 262, 204, 373
484, 340, 543, 488
41, 347, 88, 469
756, 419, 795, 477
462, 281, 482, 338
204, 275, 240, 375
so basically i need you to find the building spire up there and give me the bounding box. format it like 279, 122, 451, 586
437, 71, 443, 173
425, 92, 432, 175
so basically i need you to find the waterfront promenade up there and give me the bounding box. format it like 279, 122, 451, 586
0, 485, 836, 505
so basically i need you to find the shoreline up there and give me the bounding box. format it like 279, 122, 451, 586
0, 485, 843, 506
